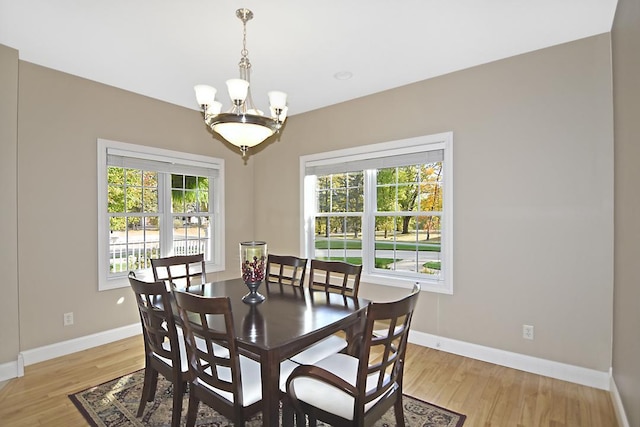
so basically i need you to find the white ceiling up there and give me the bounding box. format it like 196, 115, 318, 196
0, 0, 618, 116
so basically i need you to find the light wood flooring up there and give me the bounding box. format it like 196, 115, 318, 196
0, 336, 618, 426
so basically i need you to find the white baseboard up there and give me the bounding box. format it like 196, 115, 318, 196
3, 323, 614, 395
409, 330, 611, 390
18, 323, 141, 371
610, 372, 631, 427
0, 360, 19, 383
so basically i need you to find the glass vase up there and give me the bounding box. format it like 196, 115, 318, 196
239, 241, 267, 304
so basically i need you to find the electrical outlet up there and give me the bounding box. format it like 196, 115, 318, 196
522, 324, 534, 340
63, 312, 74, 326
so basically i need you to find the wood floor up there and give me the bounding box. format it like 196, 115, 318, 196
0, 336, 618, 426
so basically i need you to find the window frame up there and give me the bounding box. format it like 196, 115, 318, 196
97, 138, 225, 291
300, 132, 453, 294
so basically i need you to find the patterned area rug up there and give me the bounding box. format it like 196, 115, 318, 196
69, 369, 466, 426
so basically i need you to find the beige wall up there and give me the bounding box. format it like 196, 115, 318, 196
0, 45, 19, 365
1, 31, 619, 387
612, 0, 640, 423
254, 34, 615, 372
14, 61, 254, 350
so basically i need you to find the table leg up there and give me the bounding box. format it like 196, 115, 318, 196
345, 311, 366, 355
261, 351, 281, 427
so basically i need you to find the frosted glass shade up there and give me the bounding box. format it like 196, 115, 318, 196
194, 85, 217, 106
268, 91, 287, 109
212, 121, 274, 147
226, 79, 249, 102
206, 101, 222, 116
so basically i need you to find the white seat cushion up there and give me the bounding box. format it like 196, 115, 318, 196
198, 358, 298, 406
289, 335, 347, 365
156, 327, 229, 373
279, 359, 299, 392
288, 353, 390, 420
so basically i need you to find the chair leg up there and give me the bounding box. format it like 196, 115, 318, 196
394, 394, 406, 427
170, 380, 185, 427
234, 407, 246, 427
296, 411, 307, 427
282, 399, 294, 427
137, 366, 158, 417
185, 393, 199, 427
282, 398, 306, 427
148, 370, 159, 401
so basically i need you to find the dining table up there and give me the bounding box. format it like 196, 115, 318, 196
181, 277, 370, 427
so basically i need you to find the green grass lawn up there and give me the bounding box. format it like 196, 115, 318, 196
320, 257, 441, 271
315, 239, 440, 252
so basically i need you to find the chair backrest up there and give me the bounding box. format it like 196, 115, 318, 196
308, 259, 362, 296
151, 254, 207, 290
172, 291, 245, 405
128, 275, 182, 367
355, 284, 420, 415
266, 254, 308, 288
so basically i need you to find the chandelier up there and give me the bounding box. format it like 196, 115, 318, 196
194, 8, 288, 157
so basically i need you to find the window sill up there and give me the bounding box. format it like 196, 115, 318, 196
361, 272, 452, 295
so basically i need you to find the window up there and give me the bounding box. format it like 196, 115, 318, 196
301, 133, 453, 294
98, 139, 225, 290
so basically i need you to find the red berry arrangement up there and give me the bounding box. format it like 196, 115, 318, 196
242, 255, 266, 283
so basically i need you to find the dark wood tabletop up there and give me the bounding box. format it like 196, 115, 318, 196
182, 277, 370, 426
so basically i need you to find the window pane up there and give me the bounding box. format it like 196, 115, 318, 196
173, 214, 211, 257
107, 167, 125, 213
143, 188, 158, 213
125, 187, 142, 213
376, 167, 398, 212
420, 162, 444, 213
107, 184, 124, 213
108, 215, 159, 275
317, 189, 331, 213
172, 189, 185, 213
196, 176, 209, 212
184, 189, 198, 212
397, 183, 419, 212
126, 168, 142, 186
142, 171, 157, 188
374, 215, 441, 278
185, 175, 196, 188
314, 216, 362, 264
397, 165, 419, 184
171, 174, 209, 215
346, 172, 363, 212
172, 174, 184, 189
317, 176, 331, 190
332, 189, 347, 212
332, 173, 347, 189
377, 167, 396, 185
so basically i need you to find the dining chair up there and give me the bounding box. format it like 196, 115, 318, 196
307, 259, 362, 296
172, 290, 299, 427
289, 259, 363, 365
285, 284, 421, 427
265, 254, 308, 289
128, 275, 188, 427
151, 254, 207, 290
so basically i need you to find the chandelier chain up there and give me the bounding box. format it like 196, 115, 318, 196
240, 20, 250, 69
